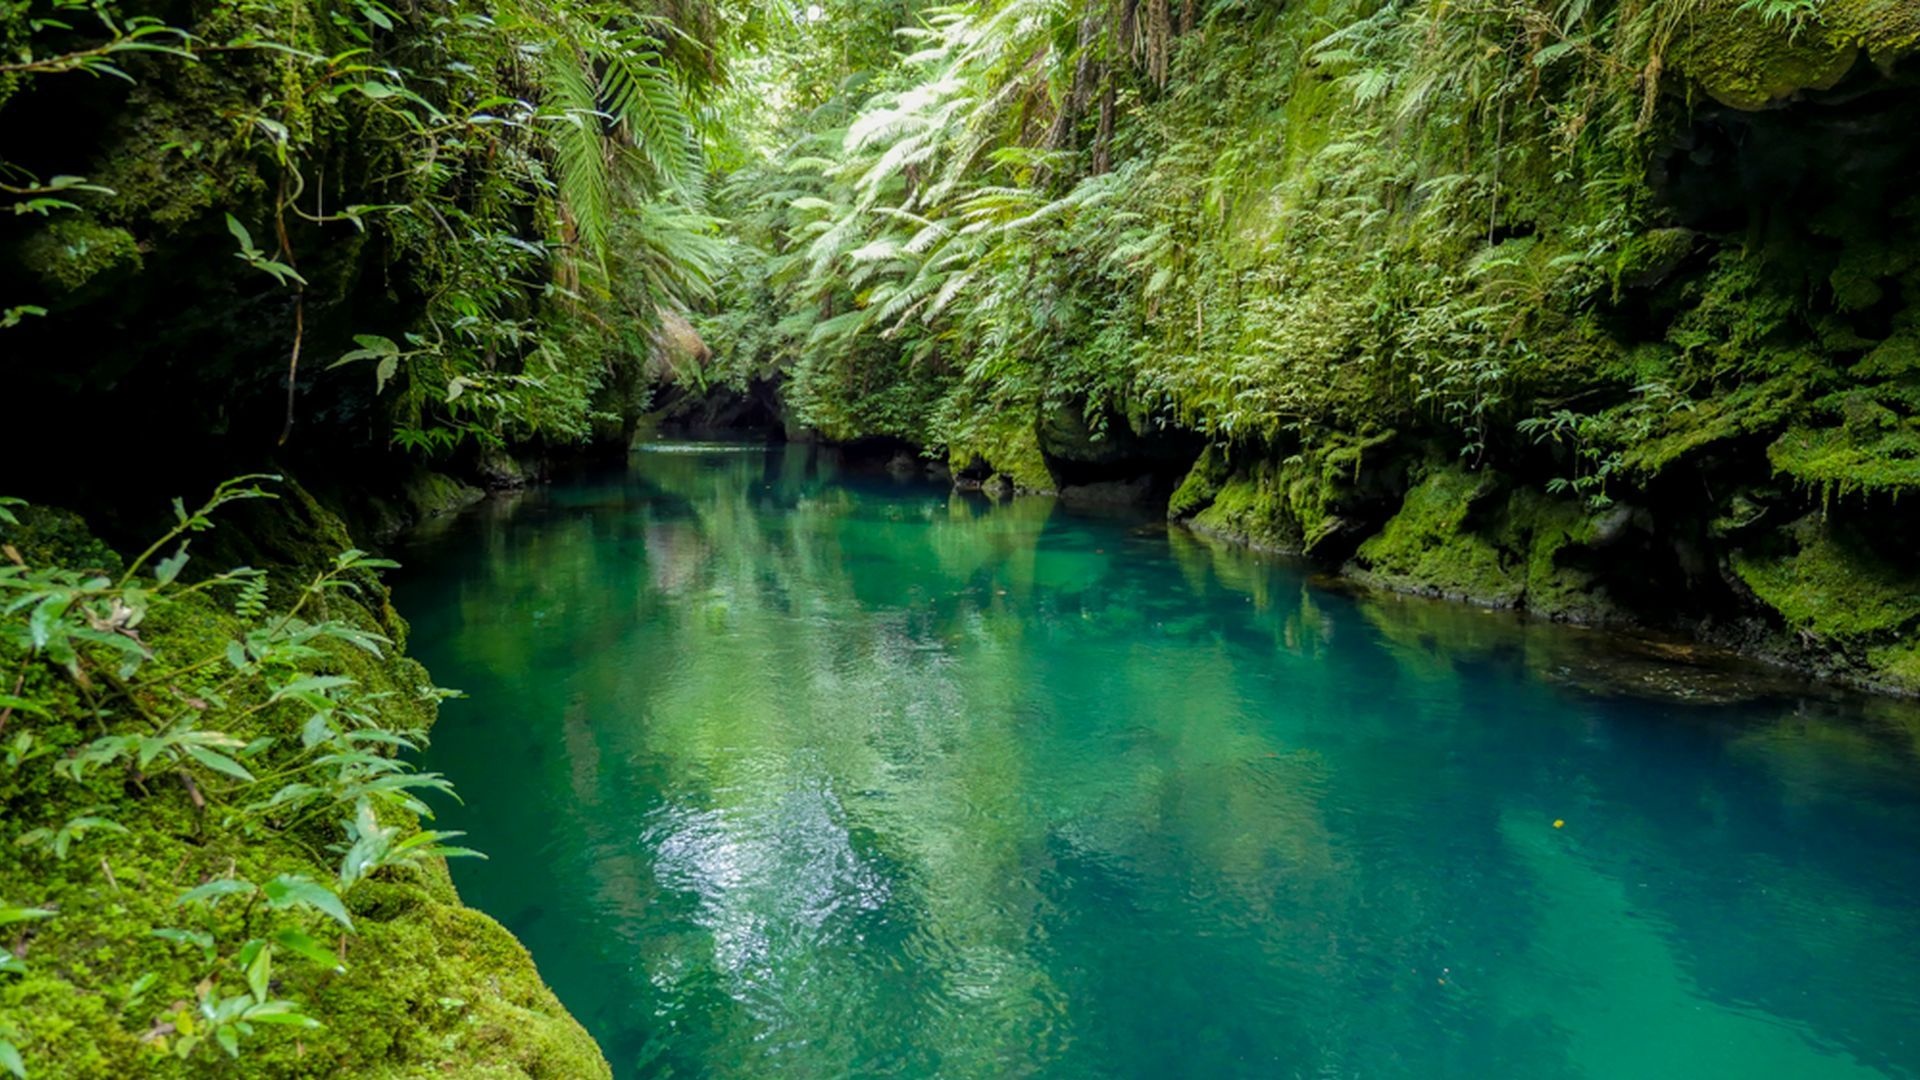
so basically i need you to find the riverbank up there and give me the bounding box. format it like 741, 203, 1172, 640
729, 423, 1920, 703
0, 483, 610, 1078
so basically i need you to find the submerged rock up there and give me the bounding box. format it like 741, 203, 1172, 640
1058, 476, 1155, 508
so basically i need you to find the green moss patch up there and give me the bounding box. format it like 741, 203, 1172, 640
1167, 446, 1229, 521
1731, 516, 1920, 642
1186, 432, 1398, 555
1347, 461, 1611, 620
949, 414, 1055, 493
0, 496, 608, 1079
1349, 462, 1521, 606
17, 218, 142, 293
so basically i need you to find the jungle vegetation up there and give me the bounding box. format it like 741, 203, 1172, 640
2, 0, 1919, 1075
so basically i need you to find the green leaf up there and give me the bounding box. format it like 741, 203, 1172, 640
1, 306, 49, 329
356, 1, 394, 30
242, 1000, 322, 1027
301, 713, 334, 748
246, 941, 271, 1001
224, 214, 255, 253
0, 696, 50, 719
0, 1039, 22, 1080
177, 879, 256, 906
0, 906, 54, 926
149, 927, 215, 956
154, 544, 190, 585
252, 259, 309, 287
316, 623, 387, 657
122, 972, 158, 1008
271, 928, 345, 971
270, 675, 354, 702
183, 744, 255, 782
263, 875, 353, 930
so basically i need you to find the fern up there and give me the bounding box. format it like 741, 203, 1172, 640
543, 45, 615, 272
598, 42, 705, 200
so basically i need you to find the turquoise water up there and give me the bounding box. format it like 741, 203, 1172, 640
400, 444, 1920, 1079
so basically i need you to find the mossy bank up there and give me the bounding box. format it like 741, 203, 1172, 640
0, 486, 610, 1078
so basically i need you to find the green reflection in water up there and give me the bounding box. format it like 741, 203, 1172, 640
400, 444, 1920, 1079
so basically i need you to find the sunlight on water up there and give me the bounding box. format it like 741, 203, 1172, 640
400, 444, 1920, 1079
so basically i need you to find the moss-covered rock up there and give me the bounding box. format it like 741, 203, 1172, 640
0, 504, 124, 573
1189, 467, 1306, 553
0, 497, 609, 1079
1347, 462, 1522, 606
17, 217, 143, 293
1664, 0, 1920, 110
1670, 9, 1855, 110
1731, 515, 1920, 645
1343, 460, 1614, 620
346, 470, 487, 542
1767, 333, 1920, 499
1186, 432, 1400, 556
949, 415, 1055, 494
1612, 227, 1698, 295
1167, 445, 1229, 520
1867, 641, 1920, 695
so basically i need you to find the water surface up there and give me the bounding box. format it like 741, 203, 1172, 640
401, 444, 1920, 1078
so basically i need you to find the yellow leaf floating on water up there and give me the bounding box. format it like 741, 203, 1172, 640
1553, 819, 1565, 829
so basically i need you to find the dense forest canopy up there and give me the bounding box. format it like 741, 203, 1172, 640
3, 0, 1920, 1074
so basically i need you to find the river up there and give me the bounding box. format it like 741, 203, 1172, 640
398, 443, 1920, 1078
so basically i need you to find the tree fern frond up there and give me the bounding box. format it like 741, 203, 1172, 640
542, 45, 614, 275
598, 45, 705, 201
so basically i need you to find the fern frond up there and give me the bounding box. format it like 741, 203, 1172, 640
542, 45, 614, 276
598, 44, 705, 201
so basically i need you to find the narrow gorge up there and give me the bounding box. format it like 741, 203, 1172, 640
3, 1, 1920, 1077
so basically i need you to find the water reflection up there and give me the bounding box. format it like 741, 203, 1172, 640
401, 444, 1920, 1079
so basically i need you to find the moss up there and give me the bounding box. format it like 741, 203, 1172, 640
16, 217, 143, 293
0, 501, 609, 1079
1344, 461, 1612, 619
1190, 469, 1303, 552
949, 415, 1054, 493
1765, 333, 1920, 497
1348, 462, 1522, 606
1672, 26, 1853, 111
1186, 432, 1398, 555
1768, 414, 1920, 498
0, 505, 123, 574
1867, 641, 1920, 695
1731, 515, 1920, 643
1167, 445, 1229, 520
87, 0, 329, 232
1611, 228, 1697, 296
1511, 491, 1608, 622
306, 882, 610, 1079
348, 470, 486, 543
1666, 0, 1920, 110
403, 471, 485, 520
1625, 371, 1812, 476
1855, 331, 1920, 383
